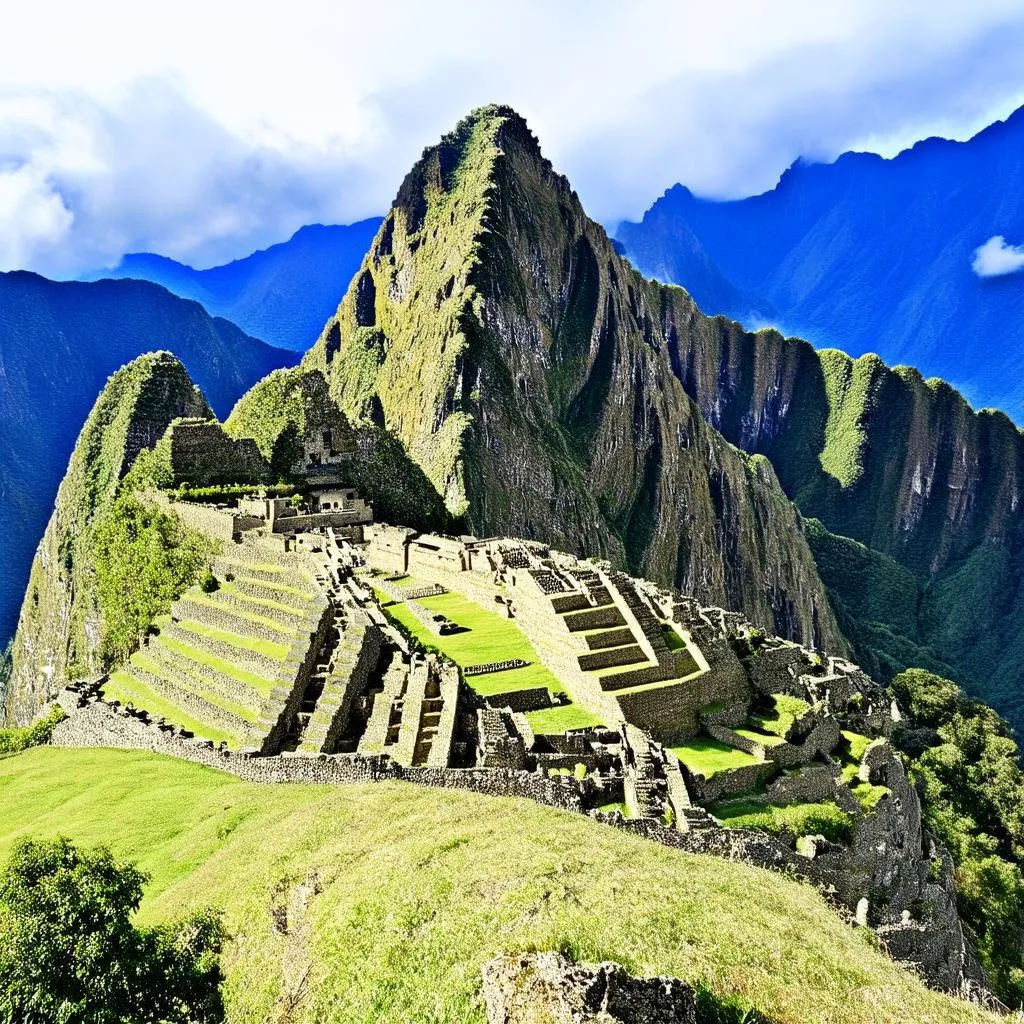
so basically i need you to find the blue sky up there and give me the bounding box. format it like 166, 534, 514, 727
2, 0, 1024, 275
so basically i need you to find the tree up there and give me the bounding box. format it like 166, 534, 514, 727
0, 838, 224, 1024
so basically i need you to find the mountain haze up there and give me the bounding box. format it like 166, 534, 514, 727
616, 105, 1024, 419
89, 219, 383, 352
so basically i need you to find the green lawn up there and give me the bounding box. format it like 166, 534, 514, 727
524, 704, 605, 735
750, 693, 811, 739
0, 748, 998, 1024
670, 736, 764, 778
709, 798, 854, 845
102, 670, 241, 748
178, 619, 290, 662
734, 726, 786, 748
840, 730, 872, 763
662, 625, 688, 651
377, 587, 600, 734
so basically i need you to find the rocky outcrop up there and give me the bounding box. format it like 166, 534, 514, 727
304, 106, 844, 652
5, 353, 210, 725
481, 952, 698, 1024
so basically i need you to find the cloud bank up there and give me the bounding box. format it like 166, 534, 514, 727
973, 236, 1024, 278
1, 0, 1024, 274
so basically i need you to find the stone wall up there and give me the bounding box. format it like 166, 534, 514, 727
166, 418, 270, 485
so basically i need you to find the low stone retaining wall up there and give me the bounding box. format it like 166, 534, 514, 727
562, 606, 625, 632
481, 687, 552, 713
464, 658, 529, 676
578, 645, 645, 673
172, 596, 295, 649
49, 692, 587, 812
764, 765, 842, 806
685, 761, 775, 804
406, 600, 459, 635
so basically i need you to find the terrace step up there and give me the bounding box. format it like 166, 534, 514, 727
141, 640, 267, 714
175, 593, 298, 643
215, 588, 310, 628
583, 627, 637, 650
578, 644, 647, 672
164, 623, 283, 680
121, 664, 253, 735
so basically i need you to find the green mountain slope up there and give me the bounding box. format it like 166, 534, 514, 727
302, 105, 843, 652
0, 747, 999, 1024
7, 353, 213, 724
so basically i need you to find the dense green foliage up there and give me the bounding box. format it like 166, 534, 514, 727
0, 706, 66, 757
892, 669, 1024, 1005
710, 799, 854, 845
0, 837, 224, 1023
805, 519, 956, 683
0, 748, 1000, 1024
93, 490, 214, 662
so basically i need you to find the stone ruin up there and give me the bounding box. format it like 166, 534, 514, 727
46, 506, 992, 999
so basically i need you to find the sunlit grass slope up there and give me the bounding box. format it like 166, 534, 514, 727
0, 747, 998, 1024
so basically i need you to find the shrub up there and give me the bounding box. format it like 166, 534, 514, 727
0, 838, 224, 1024
200, 570, 219, 594
892, 668, 1024, 1007
0, 706, 66, 757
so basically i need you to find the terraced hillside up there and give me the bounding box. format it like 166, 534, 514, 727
0, 747, 1001, 1024
104, 535, 327, 749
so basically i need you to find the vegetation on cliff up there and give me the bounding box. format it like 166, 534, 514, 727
6, 354, 217, 725
0, 747, 1002, 1024
894, 669, 1024, 1004
226, 366, 455, 533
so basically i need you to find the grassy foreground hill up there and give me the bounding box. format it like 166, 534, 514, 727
0, 747, 999, 1024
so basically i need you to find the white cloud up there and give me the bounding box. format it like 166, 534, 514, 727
973, 236, 1024, 277
0, 0, 1023, 273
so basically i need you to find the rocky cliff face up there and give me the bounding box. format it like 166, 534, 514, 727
303, 106, 843, 652
653, 312, 1024, 728
6, 352, 210, 725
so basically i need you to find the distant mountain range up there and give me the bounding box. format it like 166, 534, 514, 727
616, 105, 1024, 420
0, 272, 297, 644
85, 219, 382, 352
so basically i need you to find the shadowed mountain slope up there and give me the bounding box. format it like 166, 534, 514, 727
0, 272, 296, 646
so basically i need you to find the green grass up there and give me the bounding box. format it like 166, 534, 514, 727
851, 782, 889, 811
155, 635, 277, 697
663, 625, 687, 651
596, 801, 630, 817
0, 747, 999, 1024
841, 730, 872, 763
129, 652, 260, 724
711, 798, 854, 845
733, 727, 786, 748
669, 736, 764, 778
524, 704, 605, 735
178, 619, 290, 662
377, 586, 601, 734
102, 670, 240, 748
750, 694, 811, 739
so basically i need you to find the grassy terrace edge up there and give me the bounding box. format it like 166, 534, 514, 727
0, 747, 1000, 1024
